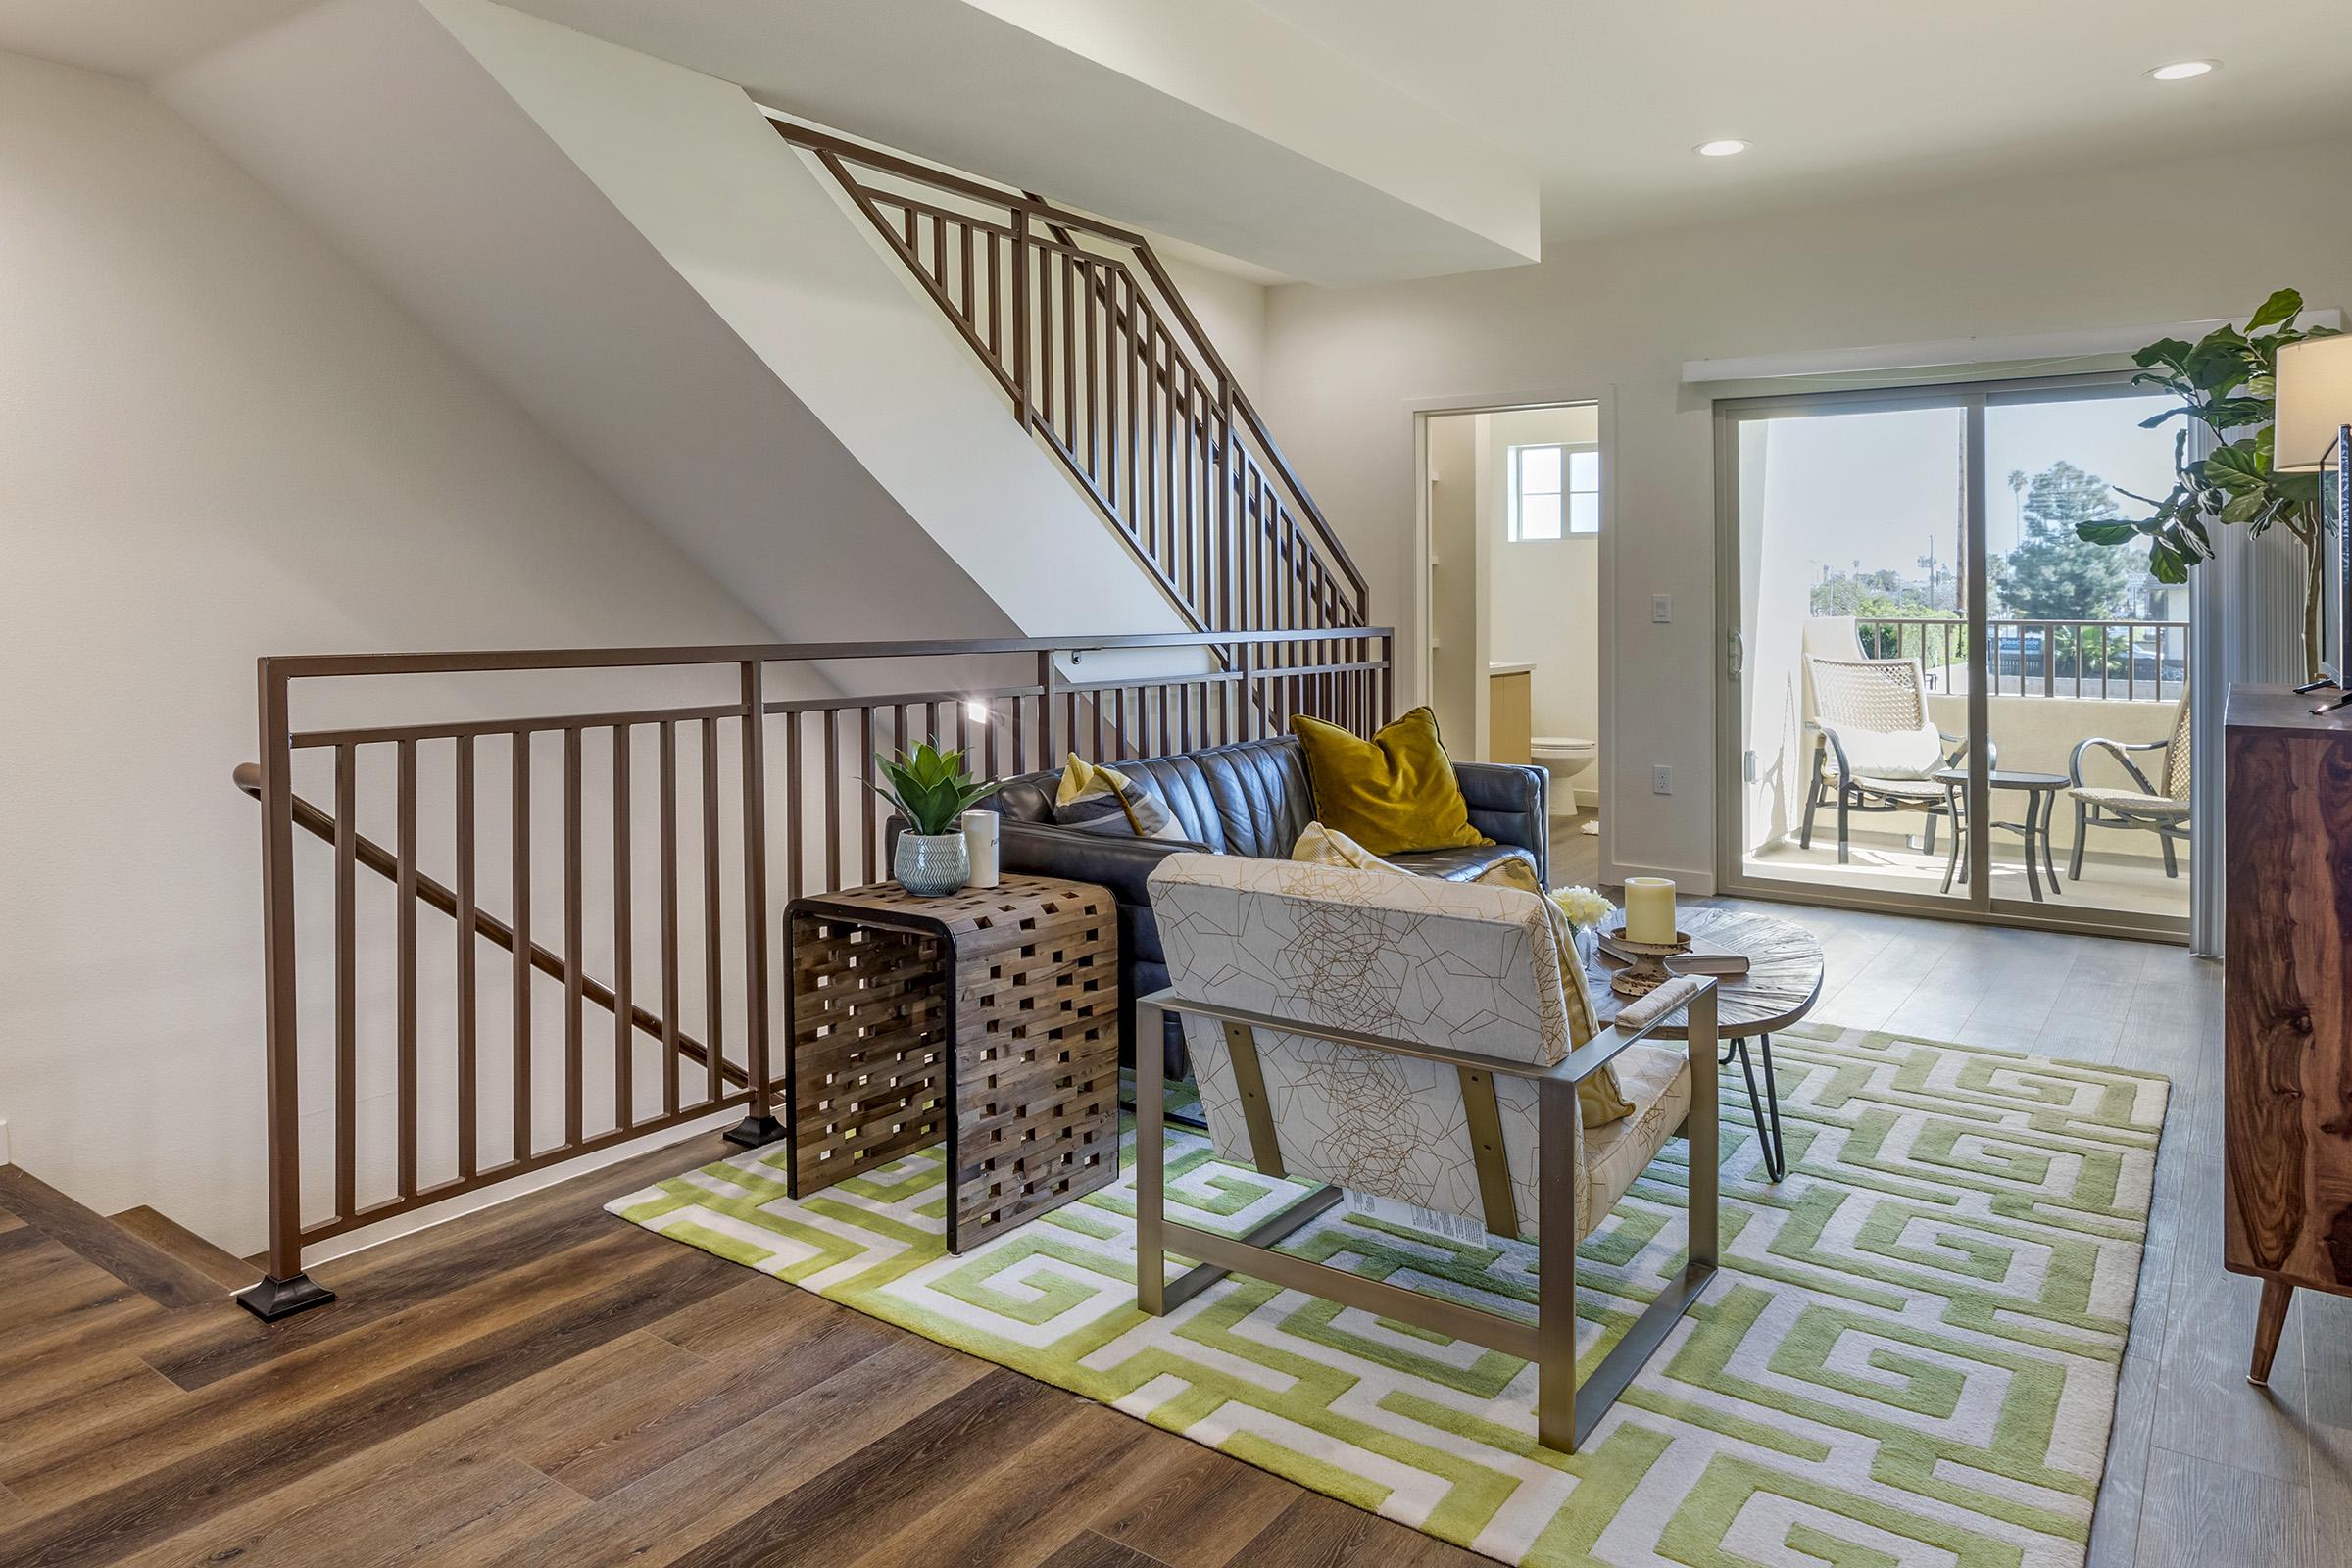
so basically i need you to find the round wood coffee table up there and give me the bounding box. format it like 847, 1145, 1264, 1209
1589, 906, 1823, 1181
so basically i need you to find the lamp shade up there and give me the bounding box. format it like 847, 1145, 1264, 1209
2277, 334, 2352, 473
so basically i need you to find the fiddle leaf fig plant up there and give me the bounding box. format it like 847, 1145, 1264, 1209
872, 741, 998, 837
2079, 288, 2341, 676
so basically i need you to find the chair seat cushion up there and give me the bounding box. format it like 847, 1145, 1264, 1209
1822, 717, 1944, 779
2071, 786, 2189, 819
1841, 774, 1949, 802
1569, 1043, 1692, 1231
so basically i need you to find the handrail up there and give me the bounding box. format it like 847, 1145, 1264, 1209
1853, 615, 2186, 701
230, 763, 745, 1090
767, 113, 1368, 630
234, 628, 1394, 1319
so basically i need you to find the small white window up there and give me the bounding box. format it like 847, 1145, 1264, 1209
1508, 443, 1599, 540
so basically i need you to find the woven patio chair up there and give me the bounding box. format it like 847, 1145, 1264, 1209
2068, 687, 2191, 880
1800, 654, 1983, 863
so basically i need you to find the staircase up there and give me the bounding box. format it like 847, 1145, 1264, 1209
775, 117, 1367, 642
0, 1164, 254, 1313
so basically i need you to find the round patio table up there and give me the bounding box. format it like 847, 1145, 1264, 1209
1932, 768, 2069, 901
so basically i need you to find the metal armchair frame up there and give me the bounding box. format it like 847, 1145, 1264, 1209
2068, 739, 2190, 879
1133, 979, 1720, 1453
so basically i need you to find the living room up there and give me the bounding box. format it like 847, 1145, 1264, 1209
3, 3, 2349, 1566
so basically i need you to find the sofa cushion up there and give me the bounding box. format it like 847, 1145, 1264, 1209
1290, 708, 1493, 856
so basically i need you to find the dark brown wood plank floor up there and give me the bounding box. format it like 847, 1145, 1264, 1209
1, 896, 2344, 1566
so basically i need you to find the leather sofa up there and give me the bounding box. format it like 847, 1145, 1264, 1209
977, 734, 1549, 1079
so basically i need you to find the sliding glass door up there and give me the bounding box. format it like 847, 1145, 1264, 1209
1720, 375, 2192, 938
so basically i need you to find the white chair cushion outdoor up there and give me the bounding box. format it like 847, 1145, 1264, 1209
1148, 853, 1692, 1243
1821, 717, 1944, 780
2070, 786, 2191, 820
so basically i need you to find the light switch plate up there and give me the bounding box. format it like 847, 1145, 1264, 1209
1651, 594, 1671, 623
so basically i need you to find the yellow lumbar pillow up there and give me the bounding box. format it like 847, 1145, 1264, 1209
1289, 707, 1493, 857
1290, 822, 1630, 1128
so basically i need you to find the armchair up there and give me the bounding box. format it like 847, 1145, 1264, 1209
1138, 853, 1719, 1452
2069, 688, 2191, 880
1801, 655, 1987, 863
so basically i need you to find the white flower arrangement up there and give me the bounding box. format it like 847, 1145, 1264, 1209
1549, 884, 1615, 931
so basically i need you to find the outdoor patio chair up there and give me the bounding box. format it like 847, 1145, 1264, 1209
1134, 852, 1720, 1453
1801, 654, 1984, 863
2068, 687, 2191, 880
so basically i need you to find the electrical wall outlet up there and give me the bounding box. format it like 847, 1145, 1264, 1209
1651, 765, 1673, 795
1650, 594, 1672, 623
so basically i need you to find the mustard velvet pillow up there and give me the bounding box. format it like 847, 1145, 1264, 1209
1290, 822, 1631, 1128
1288, 708, 1493, 857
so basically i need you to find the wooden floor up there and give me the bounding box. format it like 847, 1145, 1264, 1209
2, 896, 2344, 1567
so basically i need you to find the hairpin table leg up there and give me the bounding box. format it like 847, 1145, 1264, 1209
1719, 1036, 1787, 1181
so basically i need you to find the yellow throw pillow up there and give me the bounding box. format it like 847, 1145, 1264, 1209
1054, 755, 1186, 840
1289, 823, 1631, 1127
1289, 707, 1493, 857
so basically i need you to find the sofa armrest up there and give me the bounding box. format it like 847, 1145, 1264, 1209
1454, 760, 1549, 886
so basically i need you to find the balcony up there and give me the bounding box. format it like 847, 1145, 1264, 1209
1742, 616, 2190, 922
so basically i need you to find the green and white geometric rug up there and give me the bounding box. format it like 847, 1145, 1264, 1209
610, 1024, 2168, 1567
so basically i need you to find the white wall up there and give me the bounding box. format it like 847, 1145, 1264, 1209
0, 48, 781, 1251
1480, 405, 1599, 800
1260, 134, 2352, 888
426, 0, 1190, 650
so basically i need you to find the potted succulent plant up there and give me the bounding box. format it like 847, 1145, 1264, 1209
873, 742, 999, 896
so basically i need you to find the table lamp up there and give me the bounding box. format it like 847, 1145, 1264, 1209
2278, 334, 2352, 711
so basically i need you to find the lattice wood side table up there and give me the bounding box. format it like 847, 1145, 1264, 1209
783, 876, 1120, 1251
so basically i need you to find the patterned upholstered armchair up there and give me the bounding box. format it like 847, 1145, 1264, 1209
1136, 854, 1719, 1452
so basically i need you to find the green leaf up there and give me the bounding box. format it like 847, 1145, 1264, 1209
2148, 543, 2190, 584
2076, 521, 2138, 545
2202, 396, 2274, 429
2246, 287, 2303, 333
2137, 407, 2189, 429
2132, 337, 2194, 371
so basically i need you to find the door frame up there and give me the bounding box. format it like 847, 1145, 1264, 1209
1711, 370, 2196, 944
1410, 386, 1619, 878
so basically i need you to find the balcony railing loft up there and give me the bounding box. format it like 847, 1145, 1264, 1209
233, 629, 1392, 1320
768, 115, 1365, 639
1855, 616, 2188, 702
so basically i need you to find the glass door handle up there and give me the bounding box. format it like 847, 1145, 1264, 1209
1726, 628, 1745, 678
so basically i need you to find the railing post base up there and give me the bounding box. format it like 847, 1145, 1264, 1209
234, 1272, 336, 1322
723, 1114, 786, 1150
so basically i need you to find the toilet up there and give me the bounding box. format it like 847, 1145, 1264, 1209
1530, 737, 1600, 833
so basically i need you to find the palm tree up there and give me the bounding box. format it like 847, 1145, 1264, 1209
2007, 469, 2028, 531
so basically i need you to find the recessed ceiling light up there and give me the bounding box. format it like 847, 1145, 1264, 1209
1695, 139, 1749, 158
2148, 60, 2217, 80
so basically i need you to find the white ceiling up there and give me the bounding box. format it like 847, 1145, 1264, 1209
1254, 0, 2352, 241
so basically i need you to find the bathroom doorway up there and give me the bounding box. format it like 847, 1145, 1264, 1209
1417, 397, 1606, 888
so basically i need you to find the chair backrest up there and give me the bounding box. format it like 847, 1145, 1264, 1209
2161, 688, 2192, 801
1147, 853, 1574, 1066
1807, 655, 1929, 736
1800, 618, 1865, 726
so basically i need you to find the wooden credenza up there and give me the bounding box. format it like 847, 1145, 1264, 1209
2223, 684, 2352, 1382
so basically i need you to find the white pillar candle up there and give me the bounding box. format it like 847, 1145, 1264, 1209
1622, 876, 1676, 945
962, 808, 1001, 889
